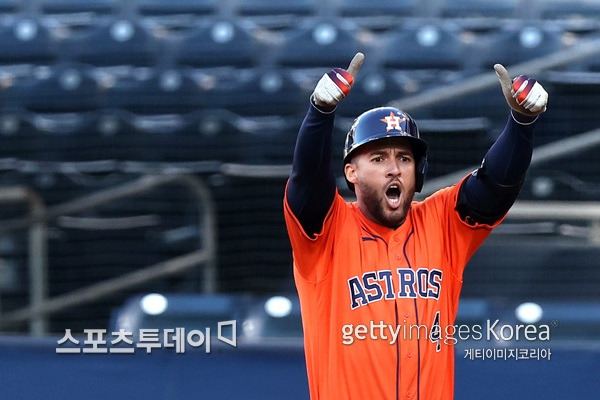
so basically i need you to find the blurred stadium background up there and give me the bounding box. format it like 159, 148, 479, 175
0, 0, 598, 398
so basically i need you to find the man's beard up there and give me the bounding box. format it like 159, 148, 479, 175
358, 180, 414, 229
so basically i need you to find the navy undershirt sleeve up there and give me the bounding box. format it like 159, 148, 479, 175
460, 111, 537, 222
286, 102, 337, 237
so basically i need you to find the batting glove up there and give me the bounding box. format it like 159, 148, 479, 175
312, 52, 364, 108
494, 64, 548, 117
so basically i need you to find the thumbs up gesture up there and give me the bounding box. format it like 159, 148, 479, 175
312, 52, 364, 108
494, 64, 548, 117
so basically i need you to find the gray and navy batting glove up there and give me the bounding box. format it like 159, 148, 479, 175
510, 74, 548, 114
311, 53, 364, 109
495, 63, 548, 118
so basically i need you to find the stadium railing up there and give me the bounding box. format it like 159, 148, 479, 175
0, 173, 217, 335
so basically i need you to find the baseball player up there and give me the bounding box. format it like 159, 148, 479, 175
284, 52, 548, 400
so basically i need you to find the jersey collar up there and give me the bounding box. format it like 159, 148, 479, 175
350, 202, 414, 244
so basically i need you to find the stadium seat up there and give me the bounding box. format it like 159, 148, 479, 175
439, 0, 518, 19
110, 293, 249, 339
0, 109, 40, 160
274, 20, 362, 69
0, 108, 101, 162
172, 109, 279, 163
111, 109, 248, 163
103, 68, 204, 114
228, 113, 297, 164
0, 19, 58, 65
539, 0, 600, 20
175, 20, 262, 68
0, 108, 111, 162
474, 23, 565, 70
333, 0, 418, 17
522, 166, 600, 202
241, 294, 303, 340
380, 22, 466, 71
60, 18, 162, 66
0, 67, 29, 110
175, 109, 298, 164
124, 113, 198, 162
422, 77, 508, 123
524, 72, 600, 201
94, 109, 150, 161
337, 70, 408, 117
159, 109, 297, 165
233, 0, 318, 16
136, 0, 217, 16
416, 117, 492, 178
27, 111, 102, 162
524, 301, 600, 341
200, 67, 310, 116
455, 299, 490, 333
23, 108, 143, 162
3, 63, 101, 113
39, 0, 118, 15
0, 0, 17, 13
371, 69, 474, 120
465, 235, 600, 299
533, 71, 600, 143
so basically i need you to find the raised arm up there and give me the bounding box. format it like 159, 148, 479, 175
458, 64, 549, 224
286, 53, 364, 237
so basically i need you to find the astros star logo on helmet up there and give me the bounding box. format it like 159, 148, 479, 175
380, 112, 405, 132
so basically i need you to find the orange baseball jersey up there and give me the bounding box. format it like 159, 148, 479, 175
284, 177, 503, 400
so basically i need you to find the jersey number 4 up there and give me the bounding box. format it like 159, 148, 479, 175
430, 311, 442, 352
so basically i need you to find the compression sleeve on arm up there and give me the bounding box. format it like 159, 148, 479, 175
458, 111, 537, 224
286, 101, 337, 237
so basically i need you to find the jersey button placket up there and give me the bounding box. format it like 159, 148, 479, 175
390, 235, 402, 265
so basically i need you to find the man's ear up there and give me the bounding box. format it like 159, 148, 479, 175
344, 163, 358, 185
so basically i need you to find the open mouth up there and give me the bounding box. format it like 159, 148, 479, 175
385, 184, 401, 208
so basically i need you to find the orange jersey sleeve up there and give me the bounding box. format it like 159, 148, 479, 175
283, 182, 350, 284
284, 176, 504, 400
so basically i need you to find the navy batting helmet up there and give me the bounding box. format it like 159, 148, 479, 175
343, 107, 428, 192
